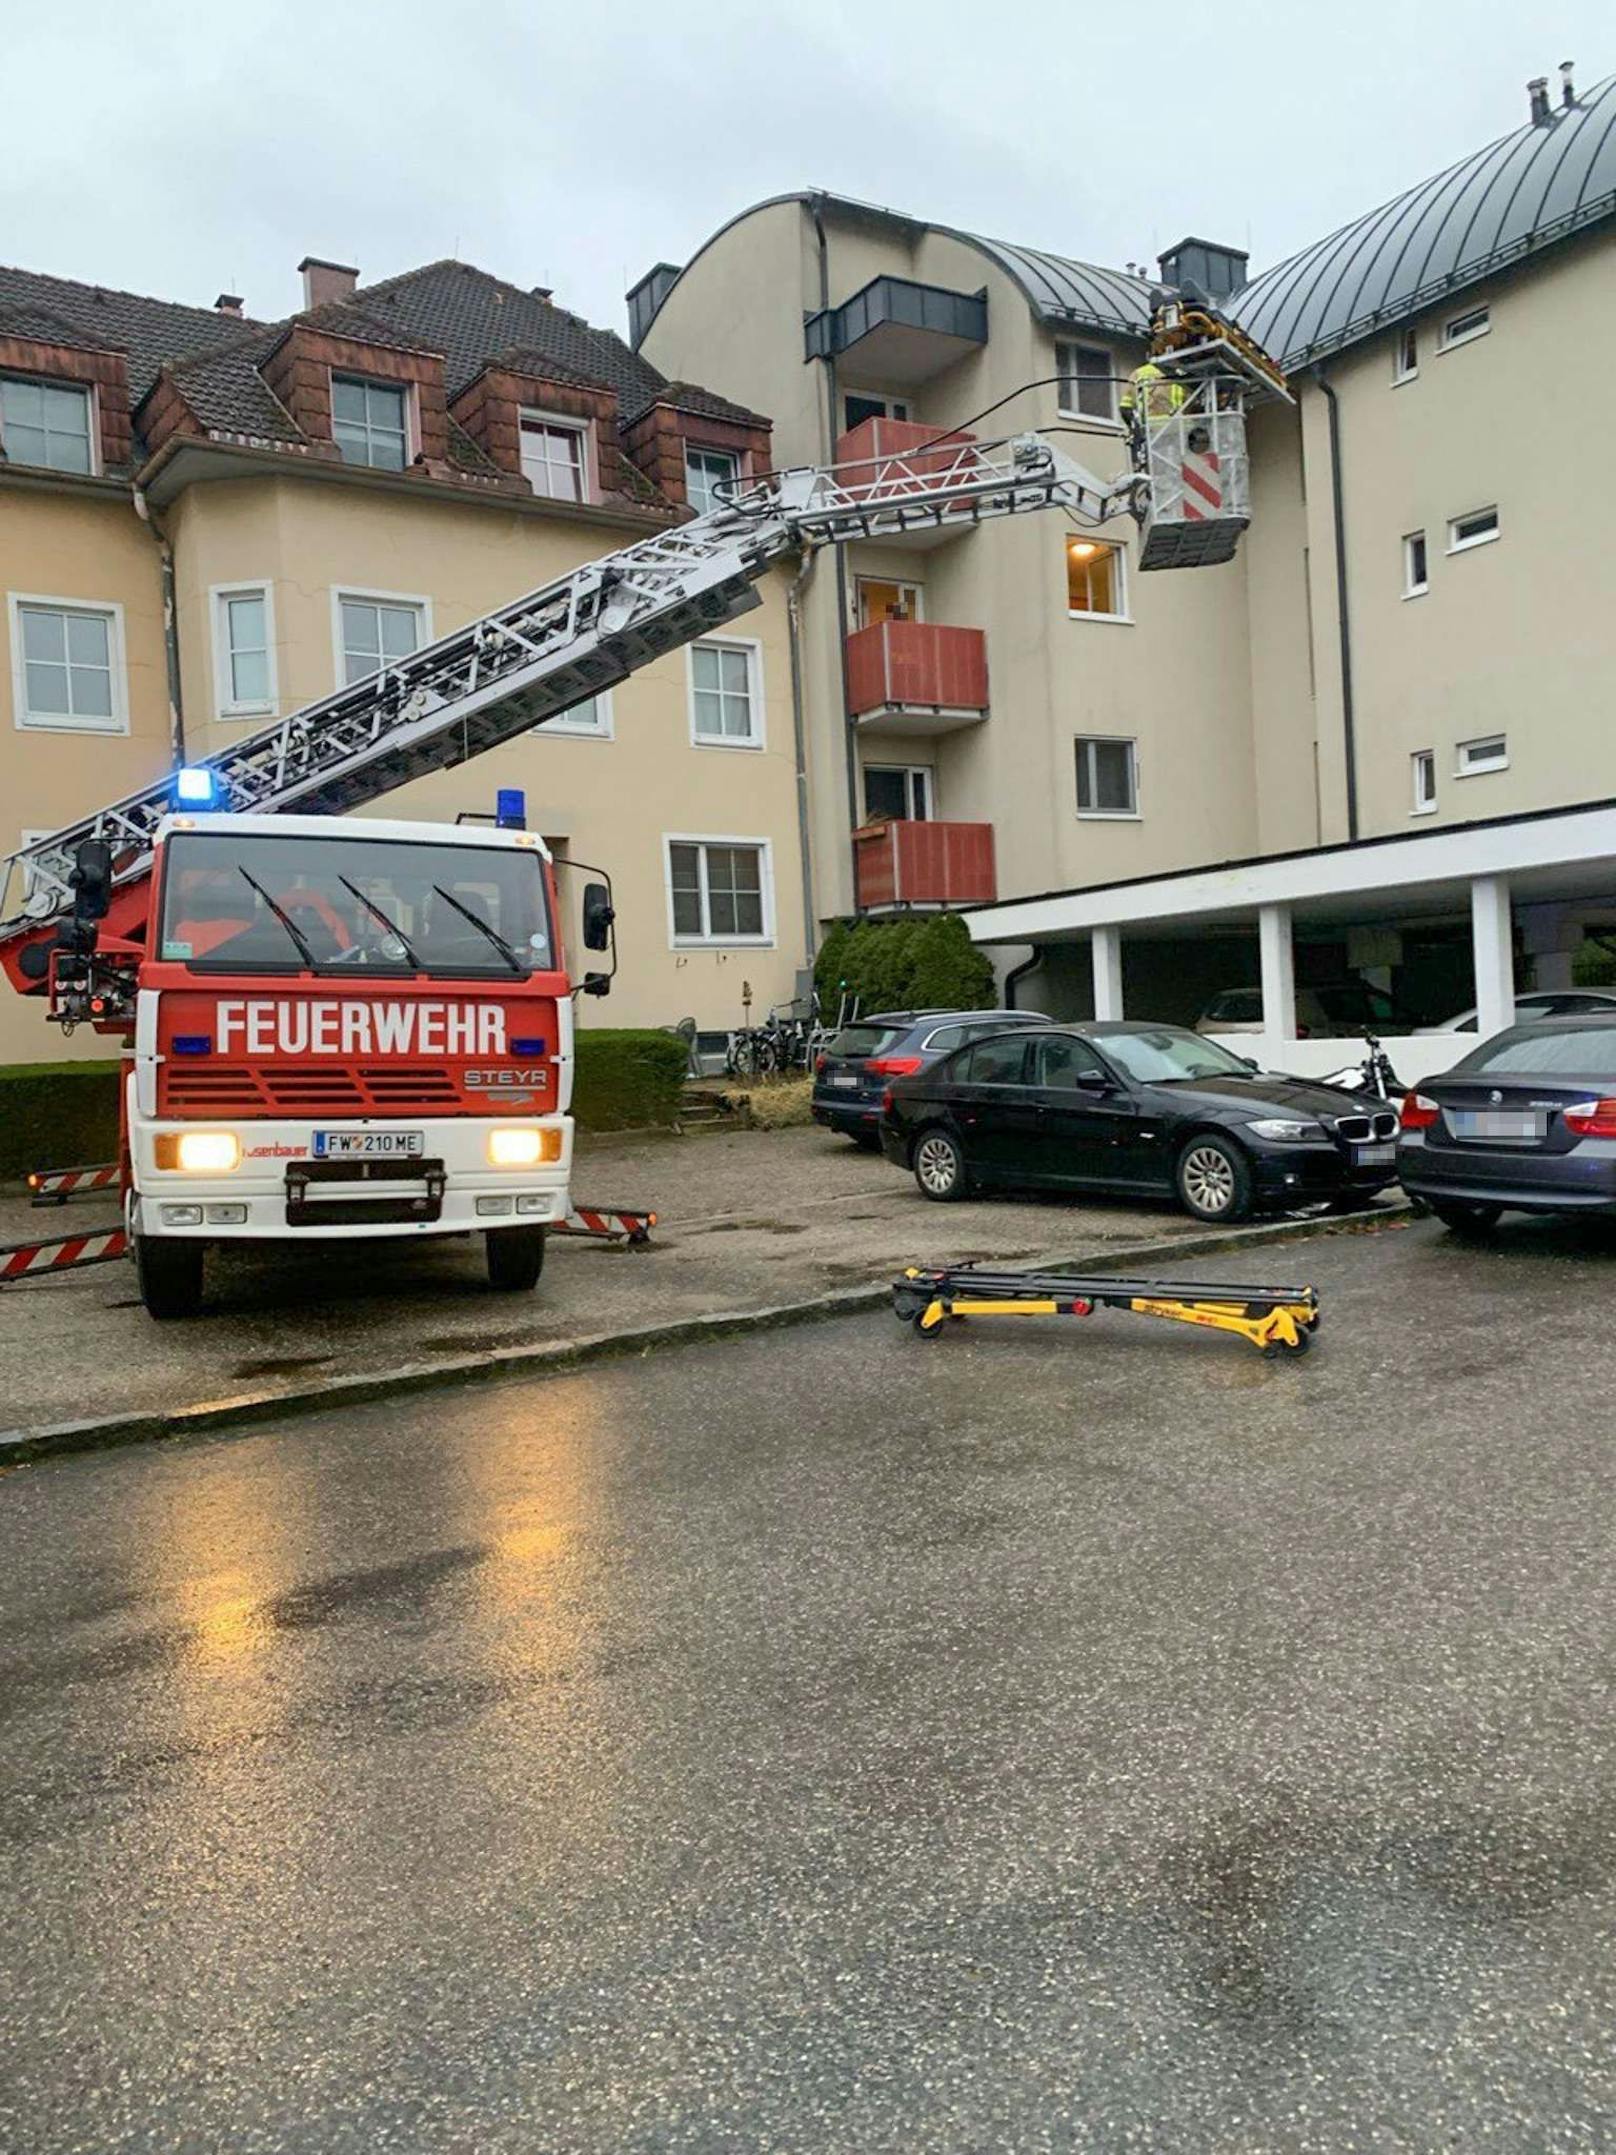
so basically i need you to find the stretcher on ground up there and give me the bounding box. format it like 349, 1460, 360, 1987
892, 1263, 1319, 1356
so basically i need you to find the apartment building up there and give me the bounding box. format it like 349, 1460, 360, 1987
0, 255, 806, 1065
635, 66, 1616, 1073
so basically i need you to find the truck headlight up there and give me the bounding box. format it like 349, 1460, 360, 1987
156, 1130, 242, 1172
1246, 1117, 1324, 1142
487, 1126, 560, 1167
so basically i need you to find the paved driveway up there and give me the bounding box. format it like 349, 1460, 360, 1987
2, 1219, 1613, 2149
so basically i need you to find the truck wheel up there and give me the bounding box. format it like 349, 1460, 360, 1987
134, 1234, 205, 1320
485, 1224, 547, 1291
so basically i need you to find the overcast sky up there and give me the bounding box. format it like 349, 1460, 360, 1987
7, 0, 1611, 336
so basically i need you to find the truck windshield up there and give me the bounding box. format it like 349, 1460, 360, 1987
159, 832, 553, 977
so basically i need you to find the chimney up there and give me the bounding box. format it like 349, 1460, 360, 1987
298, 255, 359, 311
1561, 59, 1577, 108
1527, 76, 1551, 125
214, 292, 244, 318
1156, 236, 1250, 303
626, 262, 682, 350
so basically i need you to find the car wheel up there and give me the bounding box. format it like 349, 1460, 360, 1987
913, 1127, 969, 1202
134, 1234, 205, 1320
1427, 1198, 1503, 1237
1175, 1134, 1253, 1223
486, 1224, 547, 1290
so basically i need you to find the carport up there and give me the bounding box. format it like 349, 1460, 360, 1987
968, 800, 1616, 1084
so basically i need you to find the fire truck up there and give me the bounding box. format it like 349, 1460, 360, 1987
0, 340, 1286, 1318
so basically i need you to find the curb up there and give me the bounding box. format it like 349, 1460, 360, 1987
0, 1200, 1412, 1468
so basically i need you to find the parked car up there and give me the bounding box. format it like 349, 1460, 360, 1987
1398, 1014, 1616, 1230
879, 1021, 1398, 1221
1195, 982, 1414, 1038
1416, 988, 1616, 1034
813, 1008, 1050, 1147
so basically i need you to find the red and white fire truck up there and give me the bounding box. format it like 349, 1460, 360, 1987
0, 343, 1287, 1318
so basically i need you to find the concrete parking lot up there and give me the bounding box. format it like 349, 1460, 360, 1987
2, 1218, 1613, 2151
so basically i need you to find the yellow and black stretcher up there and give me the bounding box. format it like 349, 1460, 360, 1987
892, 1264, 1320, 1357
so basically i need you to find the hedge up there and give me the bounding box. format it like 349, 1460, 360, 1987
814, 911, 995, 1018
0, 1029, 690, 1180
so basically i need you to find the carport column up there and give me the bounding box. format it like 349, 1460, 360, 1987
1091, 927, 1124, 1020
1471, 875, 1516, 1037
1258, 904, 1296, 1039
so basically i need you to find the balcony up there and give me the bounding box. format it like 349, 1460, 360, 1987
831, 417, 983, 549
845, 619, 988, 737
804, 275, 987, 382
854, 819, 997, 911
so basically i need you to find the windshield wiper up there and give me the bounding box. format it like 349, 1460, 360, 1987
338, 876, 422, 968
238, 867, 319, 971
430, 884, 524, 974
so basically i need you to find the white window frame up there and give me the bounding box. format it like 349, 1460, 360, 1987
0, 374, 98, 475
1066, 538, 1131, 624
1447, 505, 1499, 555
519, 408, 591, 503
1402, 530, 1429, 598
543, 689, 614, 740
683, 443, 739, 516
686, 635, 765, 751
1411, 748, 1437, 816
7, 592, 128, 734
1439, 304, 1491, 353
330, 586, 433, 689
863, 762, 934, 822
329, 373, 413, 470
1456, 734, 1508, 778
1392, 326, 1419, 385
209, 580, 278, 720
662, 833, 776, 949
843, 390, 911, 430
1074, 733, 1140, 820
1056, 339, 1119, 427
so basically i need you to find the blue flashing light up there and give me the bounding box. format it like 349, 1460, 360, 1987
172, 1035, 213, 1056
510, 1036, 547, 1056
175, 765, 221, 807
496, 787, 527, 830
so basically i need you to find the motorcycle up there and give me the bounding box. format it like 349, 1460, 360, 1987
1322, 1031, 1402, 1101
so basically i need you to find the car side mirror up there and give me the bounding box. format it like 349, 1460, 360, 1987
581, 880, 614, 952
70, 838, 113, 924
1072, 1069, 1111, 1090
1240, 1056, 1259, 1071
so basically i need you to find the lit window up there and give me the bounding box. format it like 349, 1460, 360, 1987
1066, 538, 1127, 619
1440, 305, 1490, 351
544, 693, 612, 739
520, 414, 586, 501
1411, 749, 1437, 814
213, 584, 276, 717
689, 640, 761, 746
1456, 734, 1508, 777
338, 594, 425, 685
331, 376, 409, 470
685, 446, 738, 515
1448, 506, 1499, 553
856, 578, 921, 627
0, 377, 93, 472
1393, 326, 1419, 383
9, 598, 124, 731
1057, 341, 1116, 423
1403, 531, 1428, 596
1075, 736, 1138, 817
666, 838, 771, 943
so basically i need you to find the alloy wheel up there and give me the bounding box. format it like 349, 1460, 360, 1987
1181, 1143, 1236, 1215
915, 1134, 960, 1196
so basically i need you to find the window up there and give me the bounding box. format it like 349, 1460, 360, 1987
844, 392, 910, 430
688, 638, 762, 747
1032, 1033, 1107, 1087
336, 592, 428, 686
1075, 735, 1138, 818
1393, 327, 1419, 384
1066, 538, 1127, 619
961, 1035, 1030, 1086
856, 578, 922, 627
0, 377, 93, 472
665, 837, 772, 945
1057, 341, 1116, 423
543, 692, 612, 739
684, 446, 738, 516
211, 583, 276, 718
1411, 748, 1437, 815
1448, 506, 1499, 553
863, 765, 931, 822
1440, 304, 1490, 352
331, 376, 409, 470
1456, 734, 1508, 777
8, 596, 125, 732
1403, 530, 1429, 596
520, 413, 587, 502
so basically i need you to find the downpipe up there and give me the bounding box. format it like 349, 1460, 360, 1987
133, 487, 186, 768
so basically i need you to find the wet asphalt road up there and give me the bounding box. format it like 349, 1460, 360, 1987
2, 1215, 1614, 2152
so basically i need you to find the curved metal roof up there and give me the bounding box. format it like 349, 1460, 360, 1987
939, 233, 1156, 339
1231, 71, 1616, 368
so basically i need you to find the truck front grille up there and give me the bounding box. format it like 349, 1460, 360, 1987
161, 1063, 465, 1118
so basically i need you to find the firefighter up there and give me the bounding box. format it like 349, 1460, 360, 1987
1120, 359, 1185, 467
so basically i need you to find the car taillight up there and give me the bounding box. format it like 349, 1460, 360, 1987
865, 1056, 924, 1077
1563, 1098, 1616, 1138
1399, 1091, 1439, 1130
814, 1055, 828, 1075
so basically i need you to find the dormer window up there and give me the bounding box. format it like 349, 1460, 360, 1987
685, 446, 738, 515
520, 412, 588, 501
0, 376, 94, 473
331, 375, 409, 469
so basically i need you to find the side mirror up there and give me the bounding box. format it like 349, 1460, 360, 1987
1240, 1055, 1259, 1071
581, 880, 615, 953
582, 972, 612, 998
1072, 1069, 1111, 1090
70, 838, 113, 923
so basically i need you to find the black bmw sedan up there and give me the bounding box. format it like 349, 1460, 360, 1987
879, 1022, 1398, 1221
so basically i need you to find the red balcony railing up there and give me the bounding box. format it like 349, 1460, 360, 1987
833, 416, 979, 486
845, 620, 988, 722
854, 820, 997, 910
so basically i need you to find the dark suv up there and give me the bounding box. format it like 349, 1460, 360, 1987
812, 1008, 1050, 1147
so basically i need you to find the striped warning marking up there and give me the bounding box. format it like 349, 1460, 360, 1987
0, 1226, 128, 1282
28, 1161, 120, 1205
552, 1206, 656, 1245
1180, 449, 1222, 520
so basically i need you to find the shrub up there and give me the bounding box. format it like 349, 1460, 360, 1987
812, 912, 996, 1022
0, 1060, 123, 1182
572, 1028, 690, 1131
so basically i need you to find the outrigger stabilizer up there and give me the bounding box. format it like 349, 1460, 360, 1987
892, 1263, 1320, 1357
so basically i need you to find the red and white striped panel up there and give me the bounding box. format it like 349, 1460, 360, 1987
1179, 448, 1223, 521
27, 1161, 120, 1204
552, 1207, 656, 1244
0, 1227, 128, 1281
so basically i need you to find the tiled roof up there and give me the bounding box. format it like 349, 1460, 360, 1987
0, 263, 261, 401
635, 379, 773, 428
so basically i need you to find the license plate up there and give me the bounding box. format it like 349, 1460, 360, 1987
831, 1074, 860, 1090
1354, 1141, 1395, 1165
1450, 1110, 1541, 1142
311, 1130, 425, 1159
